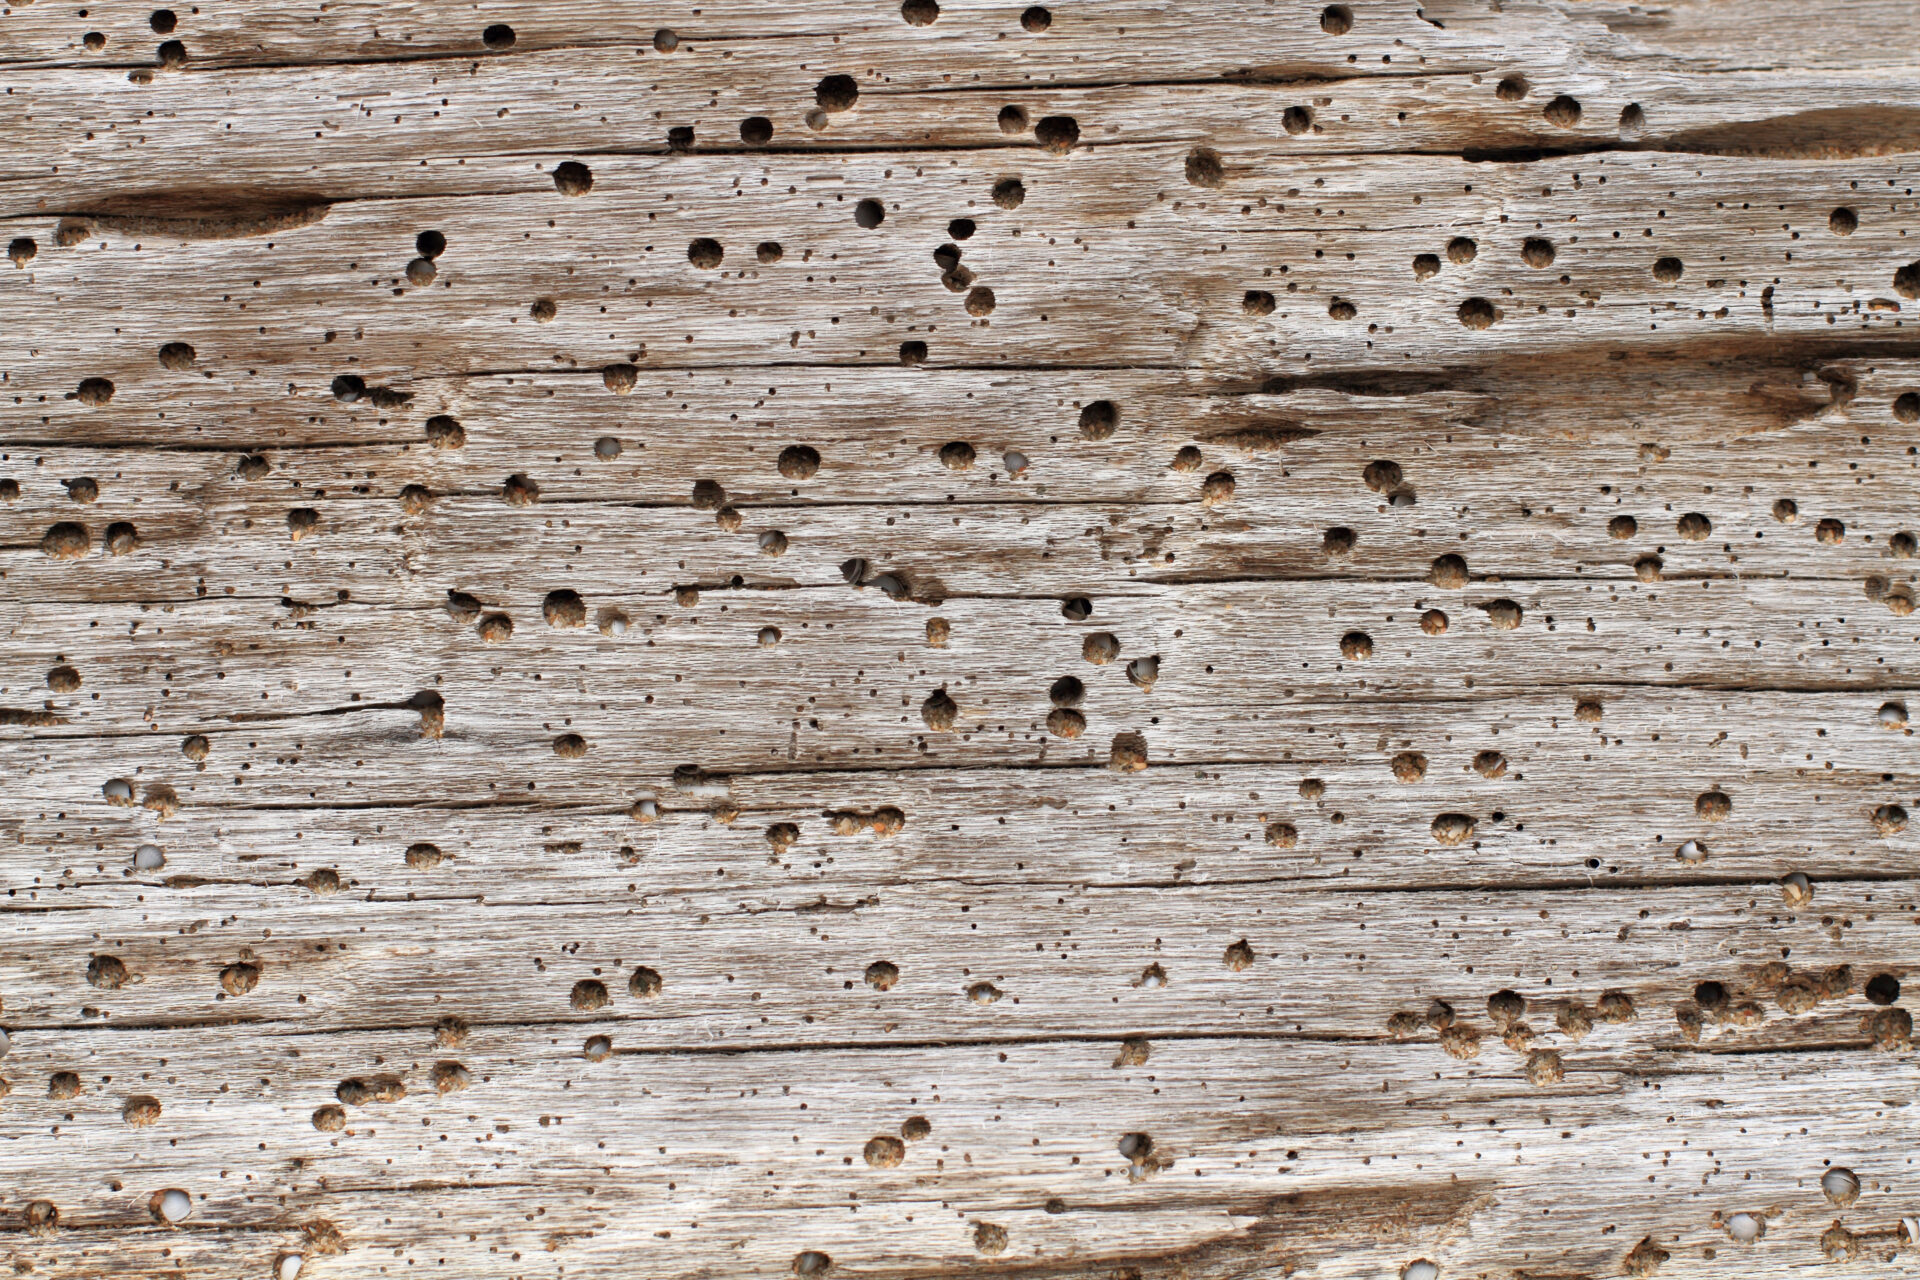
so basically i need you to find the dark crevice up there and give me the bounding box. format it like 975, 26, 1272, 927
1660, 1036, 1877, 1057
166, 796, 553, 814
0, 1015, 1885, 1072
0, 437, 421, 453
1066, 868, 1920, 897
42, 194, 332, 241
1254, 367, 1480, 397
33, 867, 1920, 911
1455, 141, 1629, 164
221, 693, 442, 723
1655, 106, 1920, 160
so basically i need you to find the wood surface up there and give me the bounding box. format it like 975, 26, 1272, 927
3, 0, 1920, 1276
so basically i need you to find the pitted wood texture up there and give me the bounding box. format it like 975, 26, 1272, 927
3, 2, 1919, 1278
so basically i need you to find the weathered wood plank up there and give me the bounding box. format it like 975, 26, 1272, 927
5, 0, 1917, 77
7, 362, 1920, 554
6, 710, 1919, 899
7, 575, 1917, 729
4, 874, 1914, 1055
6, 150, 1919, 374
0, 1025, 1911, 1278
9, 51, 1920, 186
5, 2, 1920, 1276
0, 0, 1526, 70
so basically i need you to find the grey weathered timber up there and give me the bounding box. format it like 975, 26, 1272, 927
3, 1, 1920, 1276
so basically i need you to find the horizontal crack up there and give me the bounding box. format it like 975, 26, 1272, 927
0, 1015, 1882, 1071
